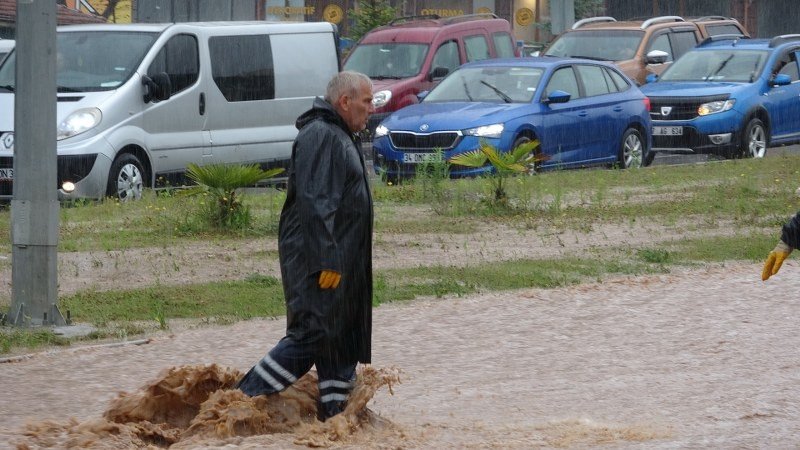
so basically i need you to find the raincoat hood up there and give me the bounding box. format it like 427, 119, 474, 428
296, 97, 352, 138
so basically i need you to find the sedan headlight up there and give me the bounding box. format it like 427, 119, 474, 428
57, 107, 102, 140
464, 123, 504, 138
372, 90, 392, 108
374, 124, 389, 138
697, 99, 735, 116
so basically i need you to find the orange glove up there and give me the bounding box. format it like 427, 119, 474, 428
762, 241, 792, 281
318, 270, 341, 289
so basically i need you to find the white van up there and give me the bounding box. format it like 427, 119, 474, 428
0, 22, 340, 201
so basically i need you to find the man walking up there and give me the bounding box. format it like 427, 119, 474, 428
238, 71, 375, 421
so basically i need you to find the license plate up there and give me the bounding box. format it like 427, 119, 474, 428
402, 153, 442, 164
653, 126, 683, 136
0, 168, 12, 180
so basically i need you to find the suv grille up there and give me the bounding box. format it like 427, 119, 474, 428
649, 95, 729, 121
389, 131, 461, 151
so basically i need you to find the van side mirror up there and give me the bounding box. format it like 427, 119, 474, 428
142, 72, 172, 103
645, 50, 669, 65
428, 66, 449, 81
544, 90, 571, 104
772, 73, 791, 87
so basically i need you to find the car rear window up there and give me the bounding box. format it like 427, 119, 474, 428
704, 24, 745, 36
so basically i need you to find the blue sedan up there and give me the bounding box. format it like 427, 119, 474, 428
372, 57, 653, 178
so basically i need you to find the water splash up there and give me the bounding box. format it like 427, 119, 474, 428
10, 364, 401, 449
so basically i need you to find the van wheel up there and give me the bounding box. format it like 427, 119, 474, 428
618, 128, 644, 169
107, 153, 145, 202
739, 118, 767, 159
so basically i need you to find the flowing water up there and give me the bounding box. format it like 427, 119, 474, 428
1, 262, 799, 448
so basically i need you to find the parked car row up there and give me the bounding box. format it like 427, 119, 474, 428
360, 14, 800, 181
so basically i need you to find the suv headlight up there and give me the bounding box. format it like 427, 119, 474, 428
372, 90, 392, 108
698, 99, 735, 116
374, 124, 389, 138
57, 107, 102, 140
464, 123, 504, 138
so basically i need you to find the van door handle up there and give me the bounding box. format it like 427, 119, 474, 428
578, 111, 588, 117
199, 93, 206, 115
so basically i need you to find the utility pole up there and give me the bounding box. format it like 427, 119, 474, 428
550, 0, 575, 35
7, 0, 65, 327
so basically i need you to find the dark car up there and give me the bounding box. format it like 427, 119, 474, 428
372, 57, 652, 179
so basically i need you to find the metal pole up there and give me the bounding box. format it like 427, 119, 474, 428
8, 0, 64, 327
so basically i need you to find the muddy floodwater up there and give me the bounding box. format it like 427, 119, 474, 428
1, 262, 799, 448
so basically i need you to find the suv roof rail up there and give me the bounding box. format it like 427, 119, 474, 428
690, 15, 733, 21
388, 14, 441, 26
572, 16, 616, 29
640, 16, 685, 29
769, 34, 800, 48
700, 34, 750, 46
440, 13, 500, 25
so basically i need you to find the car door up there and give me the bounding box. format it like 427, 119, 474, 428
142, 33, 210, 174
574, 64, 622, 163
540, 65, 586, 167
766, 48, 800, 140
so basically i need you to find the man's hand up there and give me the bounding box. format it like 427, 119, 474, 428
318, 270, 341, 289
762, 241, 793, 281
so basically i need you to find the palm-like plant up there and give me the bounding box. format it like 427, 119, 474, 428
448, 139, 544, 202
180, 163, 284, 229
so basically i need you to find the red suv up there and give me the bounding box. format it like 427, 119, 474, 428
343, 14, 518, 136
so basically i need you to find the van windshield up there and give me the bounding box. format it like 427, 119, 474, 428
344, 43, 428, 79
544, 30, 643, 61
0, 31, 158, 93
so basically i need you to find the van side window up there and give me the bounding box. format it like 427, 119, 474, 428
147, 34, 199, 95
464, 35, 490, 62
209, 34, 275, 102
492, 32, 516, 58
431, 40, 460, 75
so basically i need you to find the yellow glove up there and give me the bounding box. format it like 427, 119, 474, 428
318, 270, 341, 289
762, 241, 792, 281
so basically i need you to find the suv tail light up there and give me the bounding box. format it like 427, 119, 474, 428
643, 97, 651, 112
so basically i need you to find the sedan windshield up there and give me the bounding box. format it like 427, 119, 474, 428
0, 31, 157, 93
424, 66, 544, 103
659, 49, 768, 82
544, 30, 643, 61
343, 43, 428, 78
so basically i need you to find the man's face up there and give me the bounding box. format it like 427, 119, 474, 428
340, 81, 375, 133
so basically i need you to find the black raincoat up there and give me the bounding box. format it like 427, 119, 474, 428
781, 210, 800, 249
278, 97, 373, 364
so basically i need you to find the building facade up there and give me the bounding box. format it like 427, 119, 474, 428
54, 1, 795, 43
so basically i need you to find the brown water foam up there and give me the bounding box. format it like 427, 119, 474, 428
10, 364, 401, 449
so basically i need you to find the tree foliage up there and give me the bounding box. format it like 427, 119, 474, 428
347, 0, 398, 42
